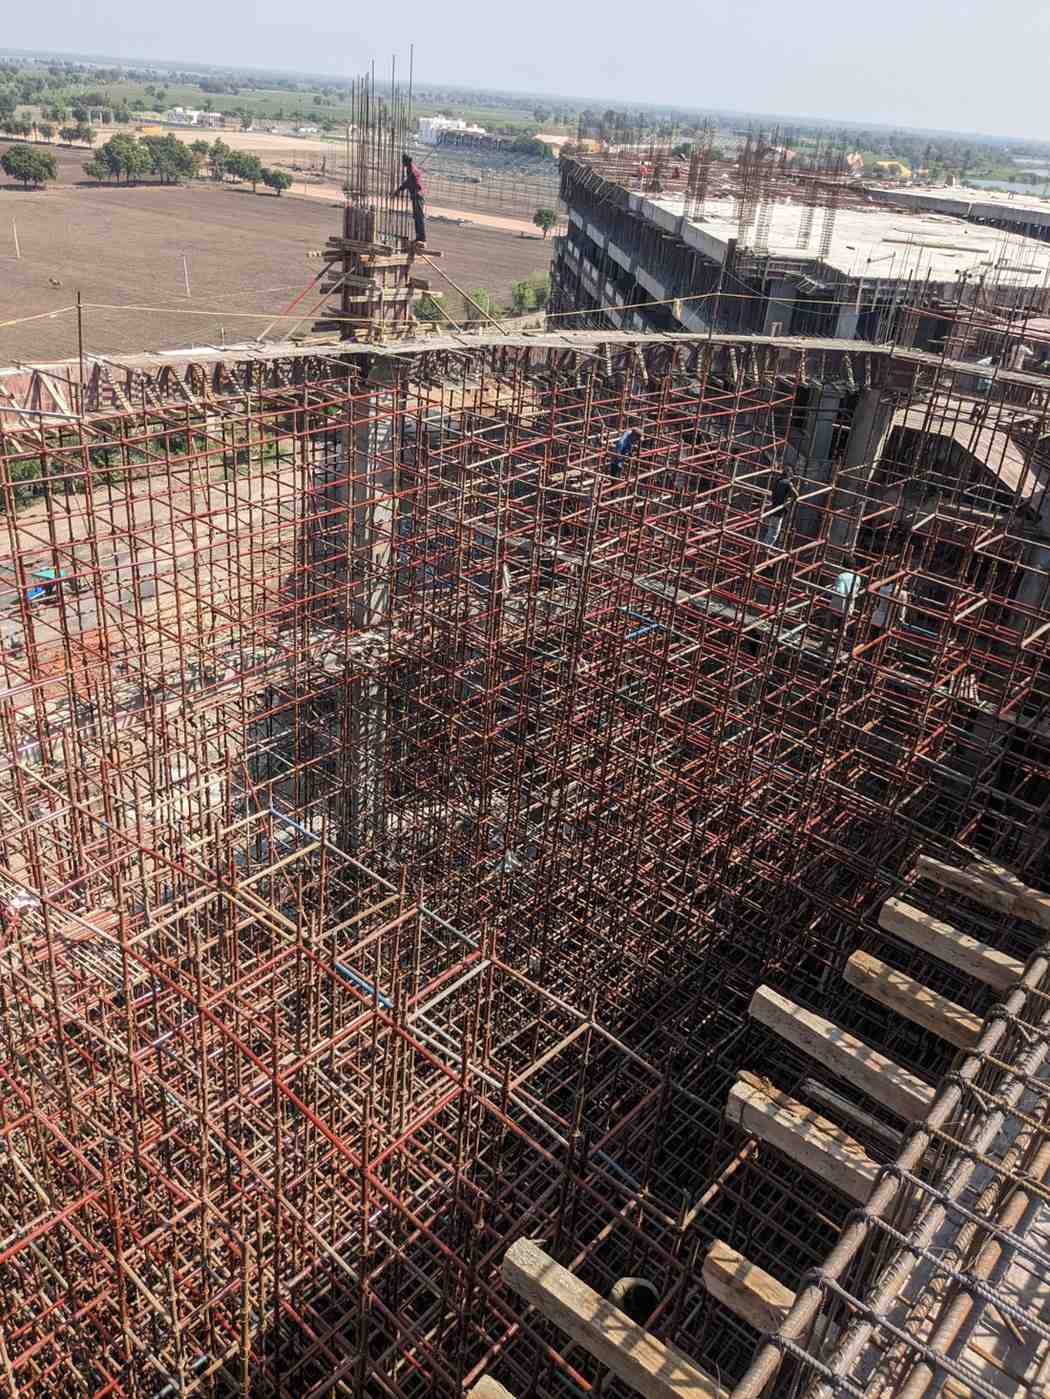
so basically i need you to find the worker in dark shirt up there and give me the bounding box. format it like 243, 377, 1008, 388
609, 427, 642, 478
761, 465, 799, 547
394, 153, 427, 245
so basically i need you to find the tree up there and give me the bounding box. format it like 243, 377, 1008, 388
511, 270, 551, 313
0, 92, 16, 121
227, 151, 263, 190
209, 138, 231, 180
60, 123, 95, 145
533, 207, 558, 238
38, 122, 54, 140
142, 134, 199, 184
99, 133, 151, 183
83, 155, 109, 183
511, 278, 533, 313
415, 292, 448, 323
262, 167, 293, 196
465, 288, 496, 323
71, 105, 89, 124
509, 136, 553, 159
1, 144, 57, 189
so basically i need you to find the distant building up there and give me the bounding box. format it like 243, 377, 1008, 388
863, 182, 1050, 243
551, 156, 1050, 343
296, 125, 320, 136
164, 108, 225, 130
418, 115, 487, 146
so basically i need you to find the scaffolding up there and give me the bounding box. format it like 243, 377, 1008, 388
0, 330, 1047, 1394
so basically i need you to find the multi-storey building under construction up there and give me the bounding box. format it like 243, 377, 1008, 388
0, 93, 1049, 1399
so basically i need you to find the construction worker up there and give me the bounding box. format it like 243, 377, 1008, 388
760, 465, 799, 548
27, 565, 63, 603
870, 569, 909, 647
394, 153, 427, 246
820, 557, 864, 657
609, 427, 642, 478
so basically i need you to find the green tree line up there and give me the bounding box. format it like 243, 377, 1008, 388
79, 134, 293, 193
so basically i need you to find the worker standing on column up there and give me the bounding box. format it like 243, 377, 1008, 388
394, 153, 427, 246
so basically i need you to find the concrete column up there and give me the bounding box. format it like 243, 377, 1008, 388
345, 392, 395, 855
806, 386, 842, 466
762, 279, 796, 335
829, 389, 895, 548
794, 459, 832, 541
1013, 540, 1050, 626
844, 389, 893, 471
835, 303, 860, 340
782, 385, 842, 540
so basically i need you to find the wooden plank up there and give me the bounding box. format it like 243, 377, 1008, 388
916, 855, 1050, 932
844, 952, 982, 1051
502, 1239, 722, 1399
702, 1241, 794, 1333
725, 1077, 878, 1204
750, 985, 934, 1122
468, 1380, 516, 1399
880, 897, 1023, 992
324, 236, 394, 254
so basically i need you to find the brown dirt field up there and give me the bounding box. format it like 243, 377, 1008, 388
0, 142, 551, 363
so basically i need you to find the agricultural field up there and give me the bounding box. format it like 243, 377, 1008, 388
1, 58, 554, 135
0, 141, 552, 362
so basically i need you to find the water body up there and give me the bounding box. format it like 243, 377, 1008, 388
964, 177, 1050, 195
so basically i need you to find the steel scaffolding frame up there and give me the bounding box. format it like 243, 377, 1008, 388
0, 333, 1047, 1394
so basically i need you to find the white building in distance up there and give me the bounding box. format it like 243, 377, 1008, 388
164, 108, 226, 129
418, 115, 487, 145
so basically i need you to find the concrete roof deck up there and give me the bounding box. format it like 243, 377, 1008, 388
866, 182, 1050, 222
891, 399, 1047, 505
630, 190, 1050, 288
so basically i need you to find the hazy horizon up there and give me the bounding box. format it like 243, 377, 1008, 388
3, 0, 1047, 144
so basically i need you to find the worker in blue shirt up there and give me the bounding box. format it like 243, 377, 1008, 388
609, 427, 642, 478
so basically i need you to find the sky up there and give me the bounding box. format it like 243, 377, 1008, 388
6, 0, 1050, 142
